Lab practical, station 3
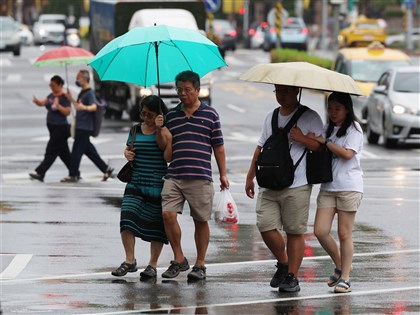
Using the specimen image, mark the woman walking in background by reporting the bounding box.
[30,75,71,182]
[112,95,172,280]
[309,92,363,293]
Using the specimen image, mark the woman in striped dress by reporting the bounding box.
[112,95,172,280]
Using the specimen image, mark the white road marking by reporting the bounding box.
[0,254,33,280]
[0,58,12,67]
[226,103,246,113]
[6,74,21,82]
[78,286,420,315]
[1,248,417,284]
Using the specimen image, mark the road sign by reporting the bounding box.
[204,0,221,13]
[405,0,415,10]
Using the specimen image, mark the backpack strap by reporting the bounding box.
[271,105,308,135]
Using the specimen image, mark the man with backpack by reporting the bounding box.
[61,69,113,183]
[245,84,323,292]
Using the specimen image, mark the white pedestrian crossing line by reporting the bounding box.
[0,254,33,280]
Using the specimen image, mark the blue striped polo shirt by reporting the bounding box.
[165,103,224,181]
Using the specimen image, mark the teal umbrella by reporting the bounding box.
[88,24,227,95]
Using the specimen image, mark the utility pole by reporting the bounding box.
[320,0,328,50]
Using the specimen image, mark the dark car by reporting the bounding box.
[206,19,237,52]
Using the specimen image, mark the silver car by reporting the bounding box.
[366,66,420,147]
[0,16,21,56]
[33,14,66,45]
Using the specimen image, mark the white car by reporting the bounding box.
[33,14,66,45]
[18,24,34,45]
[0,16,21,56]
[366,66,420,147]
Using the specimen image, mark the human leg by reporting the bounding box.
[336,210,356,282]
[162,211,184,262]
[149,240,164,268]
[285,233,305,276]
[68,129,89,177]
[83,138,108,173]
[260,229,288,263]
[35,124,61,176]
[111,230,137,277]
[57,125,71,171]
[192,219,209,267]
[314,207,341,269]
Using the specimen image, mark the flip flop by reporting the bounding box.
[334,279,351,293]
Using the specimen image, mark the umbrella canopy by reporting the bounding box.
[88,24,227,91]
[239,62,363,95]
[33,46,94,83]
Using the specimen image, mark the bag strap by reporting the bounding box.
[129,124,138,151]
[271,105,309,134]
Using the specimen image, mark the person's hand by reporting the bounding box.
[290,126,304,142]
[155,115,165,128]
[220,175,229,190]
[245,178,255,199]
[124,147,135,161]
[32,96,41,106]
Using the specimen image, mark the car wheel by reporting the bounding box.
[366,124,379,144]
[13,46,20,56]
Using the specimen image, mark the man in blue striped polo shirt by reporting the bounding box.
[161,70,229,281]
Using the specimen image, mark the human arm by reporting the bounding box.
[310,134,355,160]
[290,126,320,151]
[66,89,97,112]
[245,146,261,199]
[32,96,47,107]
[213,144,229,190]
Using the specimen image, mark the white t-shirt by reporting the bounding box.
[320,122,364,193]
[257,105,324,188]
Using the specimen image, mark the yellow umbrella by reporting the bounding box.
[239,62,363,95]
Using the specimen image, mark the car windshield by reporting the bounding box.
[0,19,15,30]
[393,72,420,93]
[355,23,380,30]
[350,60,410,82]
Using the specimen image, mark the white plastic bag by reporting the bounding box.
[214,189,239,224]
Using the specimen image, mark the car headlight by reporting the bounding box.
[199,87,210,98]
[39,29,46,36]
[139,87,152,97]
[392,104,418,115]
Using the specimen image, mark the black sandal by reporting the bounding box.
[111,261,138,277]
[327,268,342,287]
[102,167,114,181]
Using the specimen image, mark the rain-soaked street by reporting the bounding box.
[1,46,419,314]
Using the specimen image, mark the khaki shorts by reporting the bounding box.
[317,190,363,212]
[256,185,312,234]
[161,178,214,222]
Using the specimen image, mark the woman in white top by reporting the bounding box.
[309,92,363,293]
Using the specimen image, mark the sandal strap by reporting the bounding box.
[335,279,351,289]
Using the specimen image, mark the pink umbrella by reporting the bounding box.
[33,46,94,84]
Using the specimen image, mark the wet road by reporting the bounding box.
[1,46,419,314]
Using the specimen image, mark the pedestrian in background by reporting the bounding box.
[112,95,172,280]
[61,69,113,183]
[30,75,71,182]
[245,84,323,292]
[161,70,229,281]
[309,92,363,293]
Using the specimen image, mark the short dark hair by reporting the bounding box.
[175,70,200,88]
[51,75,64,86]
[79,69,90,82]
[141,95,168,116]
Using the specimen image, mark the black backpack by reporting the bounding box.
[91,96,107,137]
[255,105,308,190]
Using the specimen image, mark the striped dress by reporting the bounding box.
[120,125,168,244]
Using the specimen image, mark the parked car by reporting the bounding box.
[206,19,237,52]
[262,17,309,51]
[33,14,66,45]
[18,23,34,45]
[338,15,386,48]
[248,21,270,49]
[331,42,411,126]
[0,16,21,56]
[366,66,420,147]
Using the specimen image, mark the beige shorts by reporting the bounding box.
[317,190,363,212]
[161,178,215,222]
[256,185,312,234]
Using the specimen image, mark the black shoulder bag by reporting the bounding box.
[117,125,137,183]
